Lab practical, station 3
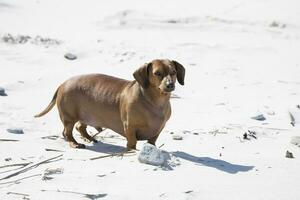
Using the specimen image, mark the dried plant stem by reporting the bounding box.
[90,151,136,160]
[0,154,63,181]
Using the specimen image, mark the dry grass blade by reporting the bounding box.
[289,111,296,126]
[0,154,63,181]
[0,174,42,185]
[0,139,19,142]
[7,191,29,196]
[41,135,60,140]
[45,148,65,152]
[0,163,31,169]
[90,150,136,160]
[41,189,107,199]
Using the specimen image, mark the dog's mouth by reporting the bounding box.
[161,87,175,93]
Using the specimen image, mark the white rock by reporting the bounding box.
[267,110,275,115]
[291,136,300,147]
[138,143,166,166]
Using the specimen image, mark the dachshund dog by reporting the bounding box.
[35,59,185,149]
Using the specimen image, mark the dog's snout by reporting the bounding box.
[166,82,175,89]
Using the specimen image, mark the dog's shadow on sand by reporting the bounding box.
[86,141,126,154]
[171,151,254,174]
[85,143,254,174]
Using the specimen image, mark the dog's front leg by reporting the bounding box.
[125,126,137,150]
[148,134,159,146]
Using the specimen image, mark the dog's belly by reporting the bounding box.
[78,104,125,135]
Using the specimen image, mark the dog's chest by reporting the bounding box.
[135,106,170,140]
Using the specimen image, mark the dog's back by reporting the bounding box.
[62,74,129,105]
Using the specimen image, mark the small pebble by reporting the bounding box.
[7,128,24,134]
[291,136,300,147]
[172,135,183,140]
[286,151,294,158]
[64,53,77,60]
[269,21,286,28]
[270,21,280,27]
[5,158,12,161]
[0,87,7,96]
[267,110,275,115]
[251,114,266,121]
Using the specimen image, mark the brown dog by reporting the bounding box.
[35,59,185,149]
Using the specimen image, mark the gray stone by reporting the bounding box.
[0,87,7,96]
[291,136,300,147]
[286,151,294,158]
[7,128,24,134]
[172,134,183,140]
[251,114,266,121]
[138,143,166,166]
[64,53,77,60]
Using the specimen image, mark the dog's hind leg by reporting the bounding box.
[62,129,67,140]
[63,121,85,149]
[75,122,98,143]
[95,127,103,133]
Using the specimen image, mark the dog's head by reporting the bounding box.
[133,59,185,93]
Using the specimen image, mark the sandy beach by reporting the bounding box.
[1,0,300,199]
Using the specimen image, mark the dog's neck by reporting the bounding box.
[140,85,171,108]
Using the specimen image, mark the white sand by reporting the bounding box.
[1,0,300,199]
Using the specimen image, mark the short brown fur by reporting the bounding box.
[35,59,185,149]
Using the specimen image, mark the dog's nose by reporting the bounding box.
[166,82,175,90]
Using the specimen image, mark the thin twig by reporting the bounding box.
[90,151,136,161]
[41,135,60,140]
[0,139,19,142]
[0,163,31,169]
[0,154,63,181]
[7,191,30,196]
[158,143,165,148]
[289,111,296,126]
[45,148,65,152]
[92,131,103,139]
[91,128,106,139]
[0,165,33,175]
[0,174,42,185]
[41,189,107,199]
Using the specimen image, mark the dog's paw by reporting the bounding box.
[82,137,98,143]
[76,143,86,149]
[70,142,86,149]
[91,138,98,143]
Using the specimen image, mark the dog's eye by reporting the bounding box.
[170,71,176,76]
[154,71,162,76]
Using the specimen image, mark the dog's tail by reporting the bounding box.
[34,88,58,118]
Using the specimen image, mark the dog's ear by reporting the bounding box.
[172,60,185,85]
[133,62,151,89]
